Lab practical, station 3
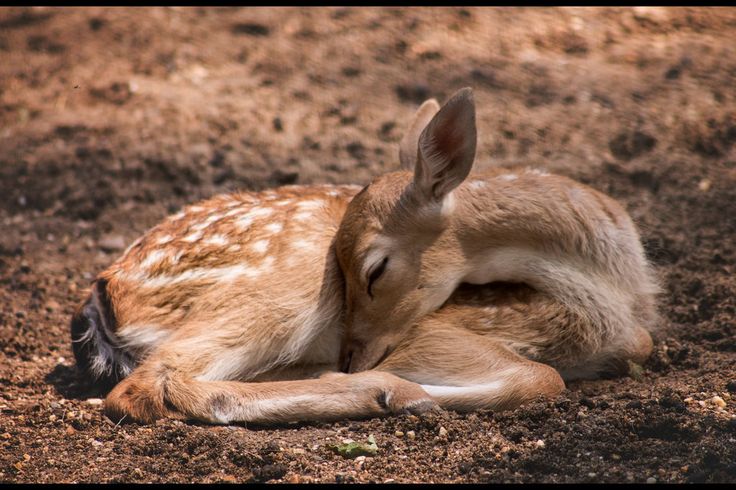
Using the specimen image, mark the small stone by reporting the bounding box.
[680,465,689,473]
[86,398,104,406]
[698,179,711,192]
[588,472,597,478]
[49,414,57,422]
[406,430,416,440]
[394,431,404,437]
[646,477,657,484]
[45,300,61,312]
[726,381,736,393]
[221,474,237,483]
[98,234,127,252]
[1,433,11,439]
[22,454,30,461]
[65,425,76,436]
[712,396,726,408]
[612,454,621,461]
[438,427,448,437]
[286,474,299,484]
[535,439,545,448]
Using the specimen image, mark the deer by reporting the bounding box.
[70,88,659,425]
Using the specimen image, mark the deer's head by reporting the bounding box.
[336,88,478,373]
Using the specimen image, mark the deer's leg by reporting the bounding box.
[104,346,436,425]
[375,320,565,413]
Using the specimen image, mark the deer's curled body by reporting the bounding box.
[70,89,658,424]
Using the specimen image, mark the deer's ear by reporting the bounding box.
[399,98,441,170]
[414,87,477,201]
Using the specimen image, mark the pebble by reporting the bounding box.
[698,179,711,192]
[394,431,404,437]
[406,430,416,440]
[98,234,127,252]
[438,427,448,437]
[1,433,11,439]
[535,439,545,448]
[86,398,104,406]
[712,396,726,408]
[646,477,657,484]
[45,300,61,312]
[65,425,76,436]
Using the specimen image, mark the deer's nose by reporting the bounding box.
[338,339,363,373]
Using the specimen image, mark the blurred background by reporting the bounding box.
[0,7,735,483]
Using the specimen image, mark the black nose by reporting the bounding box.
[339,349,353,373]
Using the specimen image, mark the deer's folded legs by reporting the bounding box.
[376,322,565,413]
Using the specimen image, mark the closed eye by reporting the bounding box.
[367,257,388,298]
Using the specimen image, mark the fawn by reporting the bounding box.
[70,88,658,424]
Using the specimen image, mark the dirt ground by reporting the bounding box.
[1,6,735,483]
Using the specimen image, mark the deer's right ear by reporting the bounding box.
[399,98,441,170]
[414,87,477,201]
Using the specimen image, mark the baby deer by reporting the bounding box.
[70,88,658,424]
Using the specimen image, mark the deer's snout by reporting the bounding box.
[339,337,394,374]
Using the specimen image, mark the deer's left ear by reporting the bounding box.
[399,98,441,170]
[414,87,477,201]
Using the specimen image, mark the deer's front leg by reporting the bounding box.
[104,344,436,425]
[375,319,565,413]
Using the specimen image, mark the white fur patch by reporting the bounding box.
[293,211,313,221]
[292,239,316,252]
[420,381,504,398]
[251,239,270,254]
[183,231,203,243]
[236,207,274,228]
[498,174,518,181]
[469,180,487,190]
[139,264,253,288]
[140,250,167,270]
[156,235,173,245]
[264,222,284,234]
[118,324,171,352]
[203,234,229,247]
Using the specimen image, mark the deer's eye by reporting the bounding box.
[367,257,388,298]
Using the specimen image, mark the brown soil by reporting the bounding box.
[1,6,735,483]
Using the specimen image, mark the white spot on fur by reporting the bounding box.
[265,222,283,234]
[140,250,167,270]
[227,244,241,253]
[156,235,173,245]
[292,239,316,251]
[469,180,487,189]
[275,200,293,207]
[188,206,204,213]
[139,264,254,288]
[294,211,313,221]
[498,174,518,181]
[169,211,186,221]
[204,234,229,247]
[251,239,270,253]
[236,207,274,228]
[183,230,203,243]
